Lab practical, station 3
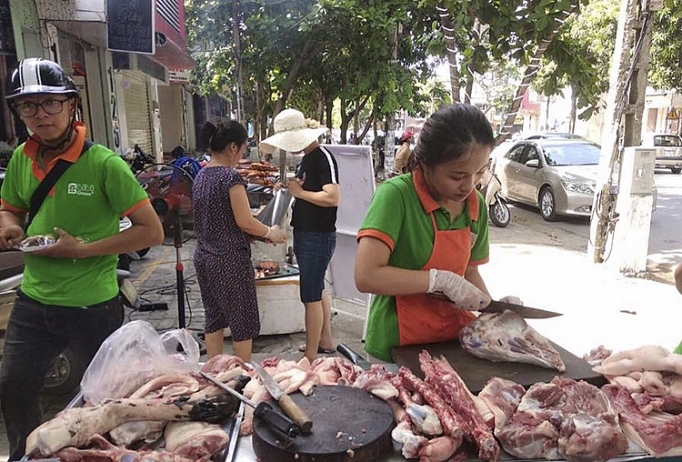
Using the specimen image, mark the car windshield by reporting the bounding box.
[653,135,682,147]
[542,143,601,167]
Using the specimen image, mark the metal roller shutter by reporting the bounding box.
[122,71,152,153]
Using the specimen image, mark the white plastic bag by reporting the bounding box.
[80,320,200,405]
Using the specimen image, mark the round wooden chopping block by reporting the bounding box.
[252,385,394,462]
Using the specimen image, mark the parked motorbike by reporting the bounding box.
[479,168,511,228]
[123,144,156,175]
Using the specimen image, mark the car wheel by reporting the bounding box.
[489,201,511,228]
[43,348,85,396]
[539,187,558,222]
[671,167,682,174]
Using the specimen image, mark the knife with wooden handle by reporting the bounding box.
[251,362,313,435]
[199,371,299,440]
[427,292,562,318]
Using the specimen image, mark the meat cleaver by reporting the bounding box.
[428,292,562,318]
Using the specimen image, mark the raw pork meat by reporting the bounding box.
[497,377,628,462]
[398,366,464,442]
[26,396,236,457]
[420,351,499,461]
[54,434,193,461]
[603,384,682,457]
[458,310,566,371]
[477,377,526,430]
[583,345,612,366]
[164,421,229,461]
[594,345,682,376]
[109,420,166,447]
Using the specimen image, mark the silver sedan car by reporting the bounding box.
[493,139,601,221]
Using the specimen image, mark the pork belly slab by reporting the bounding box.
[497,377,628,462]
[603,384,682,457]
[164,421,229,461]
[458,310,566,371]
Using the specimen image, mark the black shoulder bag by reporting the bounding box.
[26,139,94,230]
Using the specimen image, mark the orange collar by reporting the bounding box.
[412,167,479,221]
[24,121,87,163]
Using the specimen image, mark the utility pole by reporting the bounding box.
[588,0,658,265]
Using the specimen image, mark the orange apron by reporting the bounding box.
[395,194,478,346]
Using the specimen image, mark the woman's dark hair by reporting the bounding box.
[408,104,495,171]
[199,120,248,153]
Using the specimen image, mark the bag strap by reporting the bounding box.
[26,139,94,230]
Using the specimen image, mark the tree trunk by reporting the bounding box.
[569,85,578,133]
[496,0,581,143]
[325,99,333,132]
[463,19,483,105]
[437,3,461,102]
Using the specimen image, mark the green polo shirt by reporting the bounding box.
[357,169,490,361]
[1,129,149,307]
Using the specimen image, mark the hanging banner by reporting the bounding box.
[107,0,155,55]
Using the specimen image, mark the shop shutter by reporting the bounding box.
[122,71,152,153]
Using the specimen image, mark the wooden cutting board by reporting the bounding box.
[252,385,394,462]
[391,339,606,394]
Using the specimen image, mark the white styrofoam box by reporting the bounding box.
[225,275,304,337]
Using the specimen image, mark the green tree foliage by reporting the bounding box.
[421,0,587,141]
[185,0,439,144]
[649,4,682,92]
[534,0,618,128]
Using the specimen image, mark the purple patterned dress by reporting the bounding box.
[192,166,259,341]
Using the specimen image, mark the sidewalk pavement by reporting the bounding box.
[78,230,682,371]
[1,229,680,461]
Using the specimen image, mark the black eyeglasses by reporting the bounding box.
[13,98,71,117]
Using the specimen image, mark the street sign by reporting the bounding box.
[169,70,190,84]
[107,0,155,55]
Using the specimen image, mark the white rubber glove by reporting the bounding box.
[264,225,287,244]
[427,269,491,311]
[499,295,524,306]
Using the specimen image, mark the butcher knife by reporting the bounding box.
[250,362,313,435]
[336,343,372,370]
[428,293,562,318]
[199,371,300,440]
[337,343,400,373]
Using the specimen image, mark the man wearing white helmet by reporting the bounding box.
[0,58,163,460]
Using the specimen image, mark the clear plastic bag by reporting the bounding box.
[80,320,200,405]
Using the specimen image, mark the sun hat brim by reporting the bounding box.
[259,126,328,154]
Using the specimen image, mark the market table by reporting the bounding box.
[231,433,658,462]
[38,375,668,462]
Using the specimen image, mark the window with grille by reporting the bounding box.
[157,0,180,33]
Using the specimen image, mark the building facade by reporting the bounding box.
[4,0,195,160]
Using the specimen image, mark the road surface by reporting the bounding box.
[489,169,682,283]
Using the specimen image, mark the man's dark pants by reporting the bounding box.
[0,292,123,461]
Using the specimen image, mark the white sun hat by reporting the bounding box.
[259,109,328,154]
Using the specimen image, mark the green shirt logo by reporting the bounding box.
[67,182,95,196]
